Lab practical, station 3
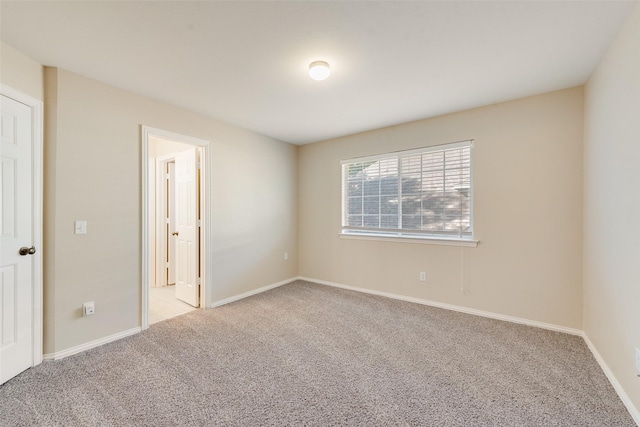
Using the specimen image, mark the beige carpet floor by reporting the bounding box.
[0,280,635,426]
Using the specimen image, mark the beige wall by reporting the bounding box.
[44,68,298,354]
[584,2,640,415]
[0,41,43,100]
[299,87,584,329]
[150,136,195,158]
[43,68,58,353]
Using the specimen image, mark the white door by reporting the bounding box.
[174,148,199,307]
[0,95,34,384]
[167,162,176,285]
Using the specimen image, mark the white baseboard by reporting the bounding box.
[298,276,583,336]
[38,276,638,424]
[41,275,299,361]
[209,276,298,308]
[297,276,640,423]
[583,334,640,425]
[43,327,141,361]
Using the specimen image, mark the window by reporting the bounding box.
[341,140,473,242]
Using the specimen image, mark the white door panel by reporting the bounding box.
[174,148,199,307]
[0,94,33,384]
[168,162,176,285]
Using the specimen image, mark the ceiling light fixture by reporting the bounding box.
[308,61,330,81]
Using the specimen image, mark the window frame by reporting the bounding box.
[340,140,477,246]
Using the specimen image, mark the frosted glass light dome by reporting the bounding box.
[309,61,330,81]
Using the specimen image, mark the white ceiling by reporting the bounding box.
[1,1,636,144]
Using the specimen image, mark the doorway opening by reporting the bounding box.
[141,127,211,329]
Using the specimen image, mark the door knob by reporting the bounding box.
[19,246,36,256]
[172,231,179,236]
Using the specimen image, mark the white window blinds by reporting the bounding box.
[341,140,473,239]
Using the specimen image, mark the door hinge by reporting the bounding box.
[197,162,202,170]
[165,262,170,268]
[197,219,202,227]
[197,277,201,285]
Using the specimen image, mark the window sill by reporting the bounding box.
[339,232,479,247]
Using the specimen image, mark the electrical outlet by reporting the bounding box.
[83,301,95,316]
[635,348,640,374]
[419,272,427,282]
[284,252,288,261]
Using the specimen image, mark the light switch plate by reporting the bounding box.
[75,220,87,235]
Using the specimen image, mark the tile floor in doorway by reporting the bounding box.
[149,285,197,325]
